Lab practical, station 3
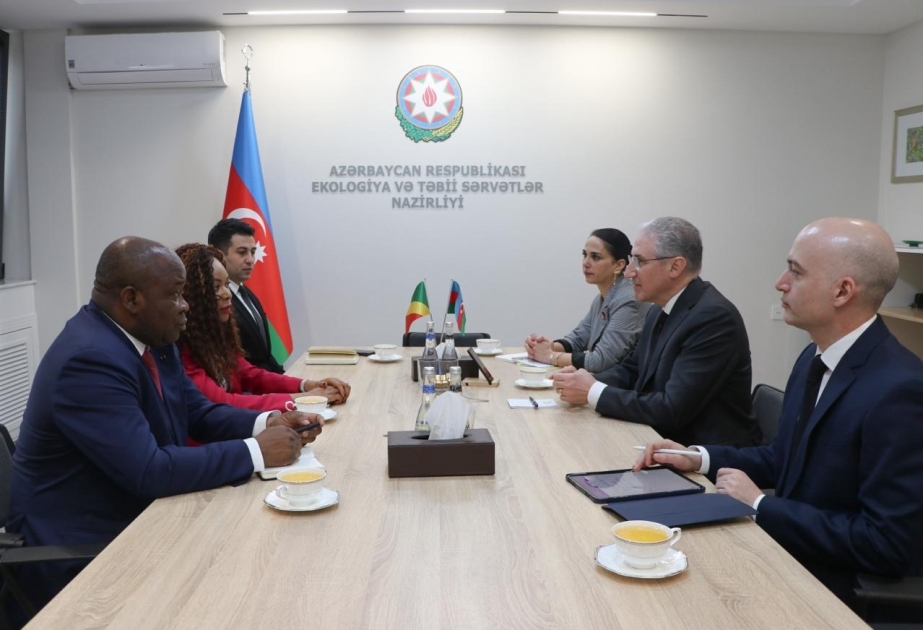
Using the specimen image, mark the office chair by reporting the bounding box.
[0,424,105,627]
[854,573,923,629]
[751,383,784,446]
[402,332,491,348]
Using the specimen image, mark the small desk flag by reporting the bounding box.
[447,280,466,333]
[406,281,431,333]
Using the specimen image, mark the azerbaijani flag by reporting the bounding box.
[447,280,466,333]
[223,89,293,365]
[405,281,431,333]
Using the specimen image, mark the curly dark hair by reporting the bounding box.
[175,243,243,388]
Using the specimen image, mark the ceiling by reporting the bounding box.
[2,0,923,34]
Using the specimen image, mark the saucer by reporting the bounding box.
[514,378,553,389]
[903,240,923,247]
[595,544,687,579]
[368,354,403,363]
[264,486,340,512]
[320,408,337,421]
[473,348,503,356]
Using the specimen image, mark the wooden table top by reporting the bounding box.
[27,349,869,630]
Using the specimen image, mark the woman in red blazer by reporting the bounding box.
[175,243,349,412]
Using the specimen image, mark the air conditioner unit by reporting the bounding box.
[65,31,227,90]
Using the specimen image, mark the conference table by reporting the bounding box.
[26,350,869,630]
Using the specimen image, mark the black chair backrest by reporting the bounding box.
[402,332,491,348]
[752,384,784,446]
[0,424,14,527]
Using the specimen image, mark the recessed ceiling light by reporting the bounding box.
[248,9,348,15]
[558,11,657,17]
[405,9,506,14]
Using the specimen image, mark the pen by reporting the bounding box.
[528,396,539,409]
[632,446,702,456]
[295,421,322,433]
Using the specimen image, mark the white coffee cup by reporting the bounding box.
[373,343,399,359]
[277,467,326,503]
[476,338,501,351]
[519,365,549,383]
[611,520,682,569]
[294,395,328,414]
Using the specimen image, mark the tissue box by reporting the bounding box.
[387,428,495,478]
[411,356,480,382]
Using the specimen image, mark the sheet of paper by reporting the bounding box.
[508,398,558,409]
[497,353,551,368]
[259,447,325,480]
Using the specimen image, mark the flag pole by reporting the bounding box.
[241,44,253,91]
[423,278,433,322]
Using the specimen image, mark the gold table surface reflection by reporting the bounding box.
[26,350,868,630]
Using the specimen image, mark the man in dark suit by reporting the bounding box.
[637,218,923,612]
[208,218,285,373]
[553,217,759,447]
[8,236,322,610]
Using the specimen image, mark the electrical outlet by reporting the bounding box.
[770,305,784,320]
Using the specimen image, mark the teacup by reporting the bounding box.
[611,520,682,569]
[373,343,399,359]
[476,338,501,351]
[519,365,549,383]
[277,467,326,503]
[294,395,328,414]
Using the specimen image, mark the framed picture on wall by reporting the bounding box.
[892,104,923,183]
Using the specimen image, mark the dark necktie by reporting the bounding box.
[239,286,268,345]
[650,311,668,348]
[791,354,827,448]
[142,348,163,399]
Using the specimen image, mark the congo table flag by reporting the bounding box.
[405,281,431,333]
[223,89,293,365]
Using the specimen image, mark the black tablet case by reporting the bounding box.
[602,492,756,528]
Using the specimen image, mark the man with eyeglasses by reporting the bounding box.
[552,216,760,447]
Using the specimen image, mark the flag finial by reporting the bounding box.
[241,44,254,91]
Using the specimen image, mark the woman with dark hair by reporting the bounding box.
[175,243,350,412]
[525,228,647,372]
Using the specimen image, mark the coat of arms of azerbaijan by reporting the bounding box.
[395,65,464,143]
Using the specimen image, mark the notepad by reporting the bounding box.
[304,346,360,365]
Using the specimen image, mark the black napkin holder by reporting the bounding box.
[411,356,480,382]
[387,428,495,478]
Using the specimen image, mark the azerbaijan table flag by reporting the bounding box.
[223,89,293,365]
[447,280,466,333]
[405,281,431,333]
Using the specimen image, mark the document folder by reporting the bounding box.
[602,492,756,528]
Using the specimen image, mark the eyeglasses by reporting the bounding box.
[628,255,675,269]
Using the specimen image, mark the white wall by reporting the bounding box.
[25,25,889,388]
[2,30,29,282]
[879,18,923,239]
[878,19,923,321]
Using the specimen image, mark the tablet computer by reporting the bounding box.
[565,467,705,503]
[466,347,494,384]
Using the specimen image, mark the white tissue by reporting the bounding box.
[426,392,471,440]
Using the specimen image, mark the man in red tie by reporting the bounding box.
[8,236,322,611]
